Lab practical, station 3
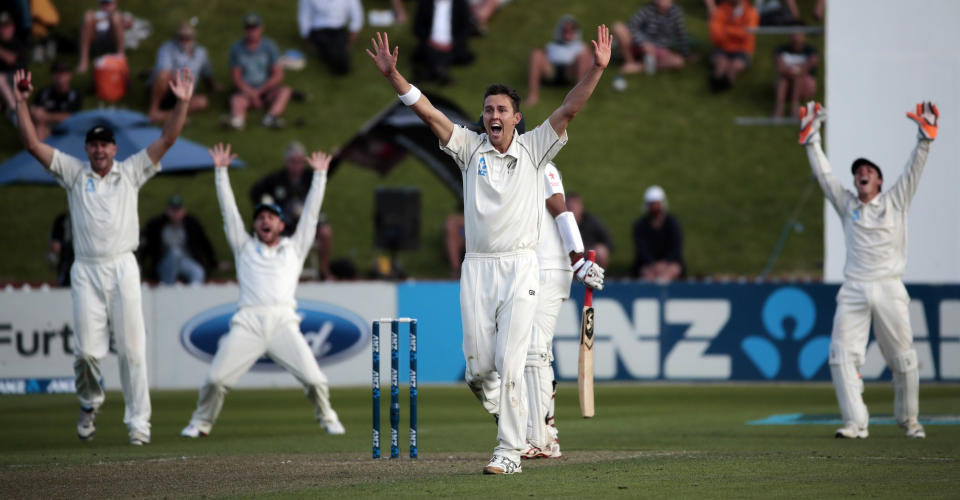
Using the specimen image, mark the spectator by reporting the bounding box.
[147,22,217,123]
[250,141,334,279]
[30,0,61,63]
[29,61,81,140]
[772,26,818,118]
[0,11,26,119]
[140,195,216,284]
[49,211,74,286]
[468,0,508,33]
[566,193,613,270]
[77,0,125,74]
[612,0,690,75]
[526,15,590,107]
[708,0,758,92]
[298,0,363,75]
[758,0,798,26]
[227,13,292,130]
[632,185,684,283]
[412,0,474,85]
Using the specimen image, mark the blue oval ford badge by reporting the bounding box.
[180,300,370,371]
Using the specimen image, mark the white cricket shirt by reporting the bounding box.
[807,139,931,281]
[48,149,160,260]
[441,118,568,254]
[216,168,327,308]
[537,163,569,271]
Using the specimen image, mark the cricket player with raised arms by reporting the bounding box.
[12,68,195,446]
[180,143,344,438]
[367,25,610,474]
[799,100,938,439]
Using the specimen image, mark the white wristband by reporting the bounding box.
[398,85,422,106]
[555,211,584,255]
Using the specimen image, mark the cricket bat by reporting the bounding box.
[578,250,596,418]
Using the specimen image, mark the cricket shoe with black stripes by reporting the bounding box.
[483,454,521,475]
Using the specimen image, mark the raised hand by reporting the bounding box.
[305,150,332,172]
[169,68,196,102]
[365,32,399,77]
[12,69,33,102]
[591,24,613,69]
[907,101,939,140]
[798,101,826,145]
[208,142,237,168]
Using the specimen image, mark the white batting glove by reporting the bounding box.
[798,101,826,145]
[906,101,939,140]
[573,258,605,290]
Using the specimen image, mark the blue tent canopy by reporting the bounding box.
[0,109,243,185]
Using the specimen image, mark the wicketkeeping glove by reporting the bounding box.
[572,257,605,290]
[798,101,826,145]
[906,101,939,140]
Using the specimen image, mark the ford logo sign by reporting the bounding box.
[179,300,370,371]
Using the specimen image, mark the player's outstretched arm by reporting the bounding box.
[12,70,54,168]
[366,32,454,145]
[548,24,612,138]
[292,150,331,257]
[890,101,938,208]
[799,101,846,214]
[209,142,249,255]
[147,68,195,165]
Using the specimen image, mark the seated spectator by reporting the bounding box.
[30,61,82,140]
[49,211,74,286]
[526,15,590,107]
[444,209,465,279]
[298,0,363,75]
[227,13,292,130]
[468,0,509,33]
[30,0,61,63]
[758,0,798,26]
[147,22,218,123]
[566,193,613,270]
[77,0,125,74]
[772,25,818,118]
[140,195,216,285]
[0,11,26,120]
[612,0,690,75]
[250,142,334,279]
[633,185,684,283]
[708,0,758,92]
[412,0,474,85]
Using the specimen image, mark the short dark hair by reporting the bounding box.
[483,84,521,113]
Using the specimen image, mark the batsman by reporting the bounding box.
[799,100,938,439]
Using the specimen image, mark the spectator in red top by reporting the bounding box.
[708,0,758,92]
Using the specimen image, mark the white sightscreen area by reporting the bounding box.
[824,0,960,283]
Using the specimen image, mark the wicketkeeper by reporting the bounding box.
[799,100,937,439]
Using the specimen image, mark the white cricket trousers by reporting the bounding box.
[525,269,572,449]
[71,252,151,436]
[460,250,539,463]
[188,306,339,434]
[829,279,920,429]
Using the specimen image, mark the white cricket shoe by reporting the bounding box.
[180,424,207,438]
[129,430,151,446]
[322,420,346,435]
[834,422,868,439]
[77,407,96,441]
[482,454,521,475]
[904,422,926,439]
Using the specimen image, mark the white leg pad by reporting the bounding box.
[892,349,919,426]
[829,344,869,429]
[524,350,553,449]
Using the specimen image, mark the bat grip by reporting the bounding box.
[584,250,596,306]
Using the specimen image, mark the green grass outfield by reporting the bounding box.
[2,384,958,498]
[0,0,826,282]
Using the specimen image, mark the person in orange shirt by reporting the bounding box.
[708,0,758,92]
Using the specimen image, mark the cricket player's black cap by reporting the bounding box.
[85,125,115,144]
[253,202,284,220]
[851,158,882,180]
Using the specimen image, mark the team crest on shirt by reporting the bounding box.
[85,178,96,193]
[851,208,860,222]
[477,157,488,177]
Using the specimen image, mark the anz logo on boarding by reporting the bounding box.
[477,157,488,177]
[179,300,370,369]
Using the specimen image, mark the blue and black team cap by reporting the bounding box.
[85,126,115,144]
[851,158,882,180]
[253,202,284,221]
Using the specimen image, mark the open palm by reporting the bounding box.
[365,32,399,76]
[591,24,613,69]
[169,68,196,101]
[208,142,237,168]
[306,151,332,172]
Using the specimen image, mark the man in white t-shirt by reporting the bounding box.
[12,68,195,445]
[798,100,938,440]
[522,162,603,460]
[367,26,610,474]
